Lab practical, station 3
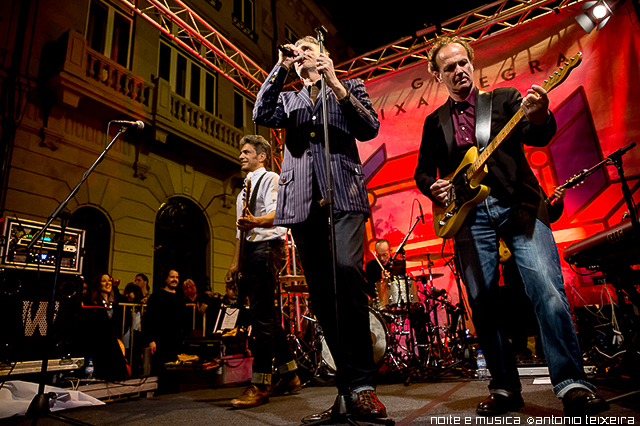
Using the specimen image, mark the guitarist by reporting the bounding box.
[225,135,300,408]
[414,37,608,417]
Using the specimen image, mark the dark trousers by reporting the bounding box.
[290,206,376,394]
[240,239,295,380]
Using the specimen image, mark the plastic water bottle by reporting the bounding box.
[476,350,488,380]
[85,358,94,380]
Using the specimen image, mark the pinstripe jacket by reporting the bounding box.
[253,65,380,226]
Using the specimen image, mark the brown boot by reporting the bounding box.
[230,385,269,409]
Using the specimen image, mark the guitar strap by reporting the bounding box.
[475,91,492,150]
[248,173,267,215]
[476,90,514,195]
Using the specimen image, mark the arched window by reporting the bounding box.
[153,197,209,293]
[70,206,111,281]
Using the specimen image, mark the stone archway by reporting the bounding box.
[153,197,209,293]
[70,206,111,282]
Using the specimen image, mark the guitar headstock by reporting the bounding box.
[243,178,252,211]
[541,52,582,93]
[563,169,588,189]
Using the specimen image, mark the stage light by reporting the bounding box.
[575,0,615,34]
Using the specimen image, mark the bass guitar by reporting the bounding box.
[433,53,583,238]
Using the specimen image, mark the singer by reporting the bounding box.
[253,36,387,422]
[413,36,608,417]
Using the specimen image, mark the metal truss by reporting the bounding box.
[118,0,268,99]
[335,0,583,82]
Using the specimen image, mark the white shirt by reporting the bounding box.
[235,167,287,242]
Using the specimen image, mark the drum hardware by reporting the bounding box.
[375,275,420,312]
[405,252,453,262]
[320,307,390,372]
[404,255,475,384]
[412,273,445,280]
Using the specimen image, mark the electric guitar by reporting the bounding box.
[228,177,252,300]
[433,53,583,239]
[545,167,592,205]
[499,168,590,263]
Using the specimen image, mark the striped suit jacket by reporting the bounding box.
[253,65,380,226]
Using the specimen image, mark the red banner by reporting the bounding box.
[361,3,640,312]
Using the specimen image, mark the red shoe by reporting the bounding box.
[352,390,387,418]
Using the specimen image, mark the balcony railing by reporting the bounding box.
[168,94,243,151]
[86,51,152,108]
[51,30,243,161]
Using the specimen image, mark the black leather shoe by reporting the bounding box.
[476,394,524,416]
[562,388,609,417]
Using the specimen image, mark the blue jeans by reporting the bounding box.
[454,195,595,397]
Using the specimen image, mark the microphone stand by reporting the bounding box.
[607,142,639,238]
[305,27,393,426]
[12,124,132,426]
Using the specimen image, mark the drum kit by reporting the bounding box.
[277,249,474,384]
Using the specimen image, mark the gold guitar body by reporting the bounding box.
[429,53,582,240]
[432,147,491,239]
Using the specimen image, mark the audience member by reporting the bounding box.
[182,278,221,336]
[144,269,185,393]
[134,273,151,303]
[123,283,144,375]
[90,273,124,338]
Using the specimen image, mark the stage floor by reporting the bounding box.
[2,376,639,425]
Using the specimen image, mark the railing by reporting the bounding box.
[168,94,243,151]
[115,302,209,375]
[85,49,153,108]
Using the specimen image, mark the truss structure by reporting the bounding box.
[335,0,583,82]
[118,0,585,168]
[119,0,268,99]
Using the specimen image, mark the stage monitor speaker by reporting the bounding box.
[0,268,82,362]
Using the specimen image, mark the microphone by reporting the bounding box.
[277,45,296,58]
[418,202,425,224]
[606,142,636,161]
[110,120,145,129]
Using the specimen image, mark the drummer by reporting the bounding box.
[365,238,431,361]
[364,239,405,300]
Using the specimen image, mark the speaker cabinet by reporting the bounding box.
[0,269,82,362]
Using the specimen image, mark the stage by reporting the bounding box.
[2,376,638,425]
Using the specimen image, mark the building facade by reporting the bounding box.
[0,0,353,293]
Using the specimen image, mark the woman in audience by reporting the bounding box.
[91,273,123,338]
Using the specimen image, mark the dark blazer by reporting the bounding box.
[253,65,379,226]
[414,87,557,226]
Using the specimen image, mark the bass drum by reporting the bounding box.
[320,307,389,372]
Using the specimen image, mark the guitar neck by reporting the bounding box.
[467,108,526,180]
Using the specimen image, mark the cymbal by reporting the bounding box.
[412,273,445,280]
[406,252,453,262]
[279,274,305,283]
